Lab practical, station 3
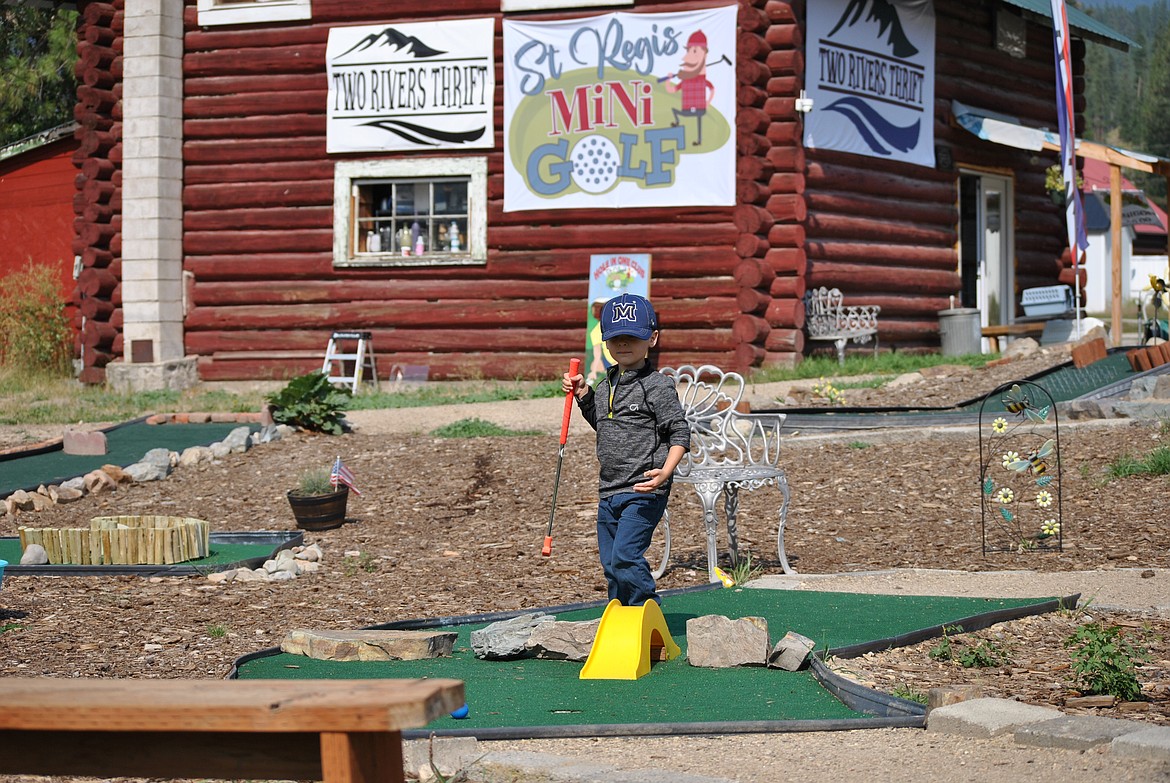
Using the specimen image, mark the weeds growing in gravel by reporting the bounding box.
[928,624,963,661]
[956,639,1012,668]
[207,624,228,638]
[430,418,541,438]
[1105,446,1170,480]
[890,684,928,704]
[728,551,764,585]
[1065,622,1151,701]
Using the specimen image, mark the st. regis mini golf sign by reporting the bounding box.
[503,6,737,211]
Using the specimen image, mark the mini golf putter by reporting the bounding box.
[542,357,581,557]
[579,599,681,680]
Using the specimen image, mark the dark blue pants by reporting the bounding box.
[596,492,668,606]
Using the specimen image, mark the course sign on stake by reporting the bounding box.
[503,6,737,211]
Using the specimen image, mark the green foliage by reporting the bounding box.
[728,550,764,585]
[266,371,351,435]
[0,622,22,634]
[847,441,871,450]
[429,417,540,438]
[295,468,335,496]
[342,551,378,576]
[0,6,78,146]
[0,262,72,374]
[1065,622,1151,702]
[207,624,228,639]
[956,639,1012,669]
[928,624,963,661]
[810,377,848,406]
[1105,446,1170,479]
[748,351,991,385]
[890,684,928,705]
[347,380,561,411]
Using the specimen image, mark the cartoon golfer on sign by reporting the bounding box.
[663,30,716,146]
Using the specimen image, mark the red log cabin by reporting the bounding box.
[62,0,1136,387]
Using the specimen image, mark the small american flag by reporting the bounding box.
[330,456,362,496]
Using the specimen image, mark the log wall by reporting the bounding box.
[801,2,1071,355]
[73,0,123,383]
[69,0,1083,380]
[179,0,769,381]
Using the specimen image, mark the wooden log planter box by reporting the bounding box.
[18,516,211,565]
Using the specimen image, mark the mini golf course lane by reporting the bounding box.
[235,587,1066,734]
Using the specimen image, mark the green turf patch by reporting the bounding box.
[0,421,255,497]
[236,588,1061,730]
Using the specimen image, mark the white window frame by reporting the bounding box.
[196,0,311,27]
[333,157,488,268]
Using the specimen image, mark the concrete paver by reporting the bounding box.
[926,697,1062,738]
[1014,714,1143,750]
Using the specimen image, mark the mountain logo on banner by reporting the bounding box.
[336,27,447,60]
[328,23,492,149]
[827,0,919,58]
[821,0,923,157]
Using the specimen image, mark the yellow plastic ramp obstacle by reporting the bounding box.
[579,599,681,680]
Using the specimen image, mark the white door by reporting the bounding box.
[959,172,1015,342]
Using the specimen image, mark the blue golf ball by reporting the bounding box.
[451,703,469,719]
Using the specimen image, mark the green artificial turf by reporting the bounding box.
[237,588,1060,730]
[0,537,286,570]
[0,421,255,497]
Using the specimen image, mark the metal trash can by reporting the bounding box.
[938,308,982,356]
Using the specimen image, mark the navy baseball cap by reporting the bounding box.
[601,294,657,341]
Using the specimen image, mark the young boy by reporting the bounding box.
[562,293,690,606]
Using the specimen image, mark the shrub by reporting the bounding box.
[265,371,351,434]
[1065,622,1151,701]
[0,262,72,374]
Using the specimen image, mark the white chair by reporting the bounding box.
[654,364,794,583]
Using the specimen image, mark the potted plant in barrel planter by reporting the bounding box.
[287,467,348,531]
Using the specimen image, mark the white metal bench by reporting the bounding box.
[803,286,881,365]
[654,364,794,583]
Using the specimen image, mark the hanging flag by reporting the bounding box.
[1050,0,1090,259]
[330,456,362,496]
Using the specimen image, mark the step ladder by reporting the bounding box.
[322,331,379,393]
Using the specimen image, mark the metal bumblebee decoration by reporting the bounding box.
[978,381,1061,554]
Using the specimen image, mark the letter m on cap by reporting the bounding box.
[612,301,638,323]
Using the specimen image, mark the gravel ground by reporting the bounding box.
[4,346,1170,783]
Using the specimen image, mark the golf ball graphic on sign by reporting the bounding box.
[570,135,619,194]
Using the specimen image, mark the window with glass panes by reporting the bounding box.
[354,179,470,259]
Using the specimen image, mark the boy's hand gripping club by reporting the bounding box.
[542,357,581,557]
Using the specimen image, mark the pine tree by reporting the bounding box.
[0,6,79,147]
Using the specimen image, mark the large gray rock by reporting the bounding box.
[20,544,48,565]
[126,448,173,482]
[471,613,554,660]
[222,426,253,453]
[767,630,815,671]
[527,618,601,661]
[281,629,457,661]
[686,615,769,668]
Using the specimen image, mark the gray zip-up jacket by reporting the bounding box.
[576,363,691,498]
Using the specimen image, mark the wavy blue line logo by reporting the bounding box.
[828,0,918,58]
[823,96,919,156]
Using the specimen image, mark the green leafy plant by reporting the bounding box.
[0,262,72,374]
[1065,622,1151,702]
[1106,446,1170,480]
[294,468,335,496]
[266,371,351,435]
[430,417,540,438]
[810,377,847,406]
[890,684,928,705]
[1045,163,1083,195]
[957,639,1012,668]
[847,441,871,450]
[0,622,22,634]
[928,624,963,661]
[341,551,377,577]
[207,624,228,638]
[728,550,764,585]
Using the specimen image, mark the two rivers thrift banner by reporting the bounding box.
[327,18,496,153]
[503,6,737,212]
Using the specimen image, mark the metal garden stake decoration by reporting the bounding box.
[978,381,1062,553]
[543,357,581,557]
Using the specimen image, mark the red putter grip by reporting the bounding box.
[560,358,581,445]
